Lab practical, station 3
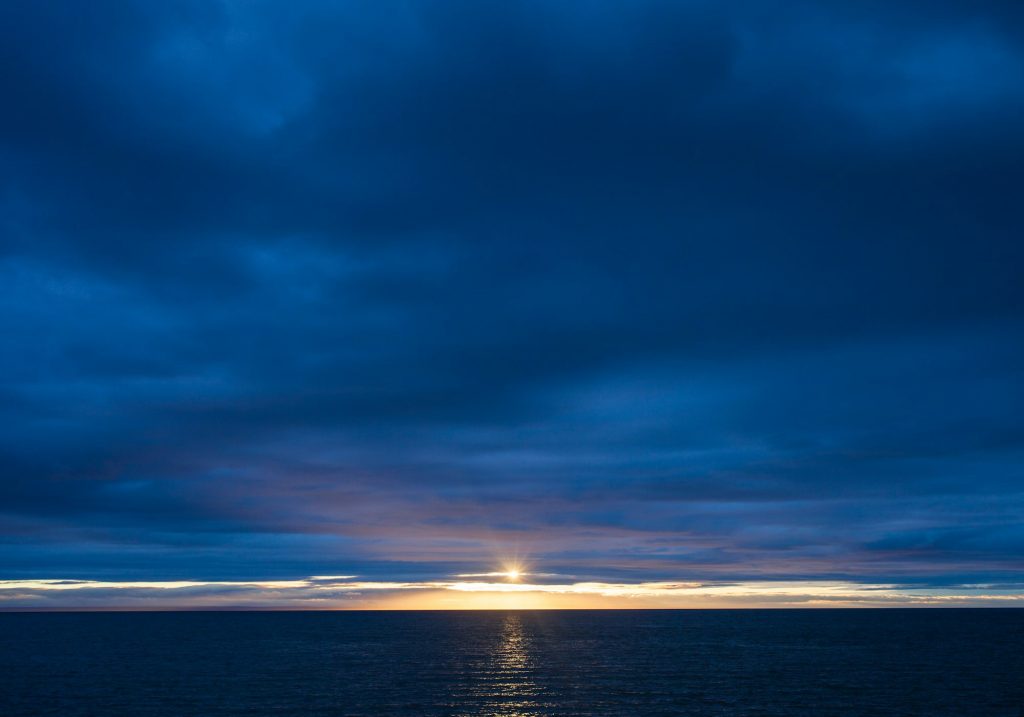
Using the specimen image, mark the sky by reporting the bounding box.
[1,0,1023,609]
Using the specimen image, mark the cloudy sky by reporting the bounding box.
[2,0,1022,609]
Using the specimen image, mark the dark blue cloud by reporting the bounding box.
[1,0,1022,591]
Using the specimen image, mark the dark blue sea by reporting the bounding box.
[2,610,1023,716]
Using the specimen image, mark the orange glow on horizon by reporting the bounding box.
[370,588,641,610]
[3,577,1022,610]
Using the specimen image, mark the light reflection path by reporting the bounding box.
[462,614,545,717]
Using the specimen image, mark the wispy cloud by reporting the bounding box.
[3,577,1022,610]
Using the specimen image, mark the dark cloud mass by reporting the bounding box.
[1,1,1022,596]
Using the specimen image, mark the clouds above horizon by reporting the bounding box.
[1,0,1022,600]
[5,576,1024,610]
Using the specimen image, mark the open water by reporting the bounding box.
[1,609,1022,716]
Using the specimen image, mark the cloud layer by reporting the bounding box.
[4,576,1023,610]
[1,1,1022,605]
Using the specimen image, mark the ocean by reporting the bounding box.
[2,609,1022,716]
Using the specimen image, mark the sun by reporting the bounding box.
[503,565,523,582]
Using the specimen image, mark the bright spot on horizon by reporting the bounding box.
[503,564,524,582]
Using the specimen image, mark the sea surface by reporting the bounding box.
[2,609,1022,716]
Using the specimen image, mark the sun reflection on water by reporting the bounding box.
[462,614,545,717]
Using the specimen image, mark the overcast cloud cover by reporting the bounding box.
[1,0,1023,607]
